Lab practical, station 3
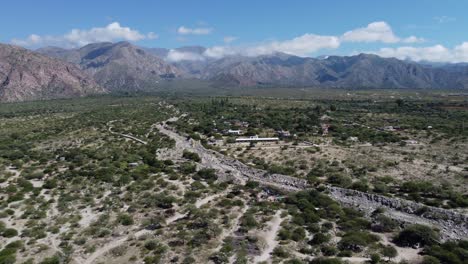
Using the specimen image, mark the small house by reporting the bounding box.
[227,129,242,135]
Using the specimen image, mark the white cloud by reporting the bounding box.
[434,16,456,23]
[402,36,425,43]
[202,34,340,59]
[177,26,213,35]
[203,46,239,59]
[341,21,424,44]
[166,49,205,62]
[11,22,157,48]
[199,21,423,59]
[342,21,401,43]
[223,36,237,43]
[249,34,340,56]
[371,43,468,63]
[146,32,159,40]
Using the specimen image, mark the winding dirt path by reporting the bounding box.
[107,120,148,145]
[253,210,284,263]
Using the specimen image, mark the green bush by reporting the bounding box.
[310,257,343,264]
[338,231,379,252]
[309,233,331,245]
[422,240,467,264]
[421,256,441,264]
[182,150,201,162]
[2,228,18,238]
[39,255,60,264]
[196,168,217,182]
[117,214,134,226]
[394,224,439,247]
[381,245,398,260]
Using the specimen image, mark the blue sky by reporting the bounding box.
[2,0,468,62]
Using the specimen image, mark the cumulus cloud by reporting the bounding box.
[249,34,340,56]
[371,42,468,63]
[202,46,237,59]
[342,21,418,43]
[196,21,422,60]
[202,34,340,59]
[166,49,205,62]
[177,26,213,35]
[11,22,157,48]
[342,21,399,43]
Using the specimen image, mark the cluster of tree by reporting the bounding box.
[422,240,468,264]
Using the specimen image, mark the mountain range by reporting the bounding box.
[1,41,468,102]
[0,43,104,102]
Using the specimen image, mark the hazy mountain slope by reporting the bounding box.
[202,53,468,89]
[201,53,330,86]
[0,44,104,102]
[39,42,181,91]
[320,54,445,88]
[37,42,468,90]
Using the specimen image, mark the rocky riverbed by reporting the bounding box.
[155,116,468,241]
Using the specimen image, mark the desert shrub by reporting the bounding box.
[321,245,338,256]
[2,228,18,238]
[196,168,217,182]
[327,173,352,188]
[291,227,306,242]
[309,258,343,264]
[394,224,439,247]
[245,180,260,189]
[39,255,60,264]
[240,213,258,230]
[371,215,398,233]
[369,253,381,264]
[309,233,331,245]
[117,213,134,226]
[182,150,201,162]
[422,240,468,264]
[351,180,369,192]
[338,231,379,252]
[43,179,58,189]
[272,246,289,258]
[421,256,441,264]
[144,240,158,251]
[179,162,196,174]
[381,245,398,260]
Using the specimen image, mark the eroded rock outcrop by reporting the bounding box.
[328,187,468,240]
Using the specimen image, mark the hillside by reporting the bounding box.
[39,42,181,92]
[199,53,468,89]
[0,44,104,102]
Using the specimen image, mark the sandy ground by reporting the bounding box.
[253,210,284,263]
[213,204,250,253]
[75,187,230,264]
[377,233,422,263]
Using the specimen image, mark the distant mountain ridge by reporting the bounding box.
[1,41,466,102]
[195,53,468,89]
[0,43,104,102]
[37,41,468,90]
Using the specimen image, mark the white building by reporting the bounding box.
[235,135,279,142]
[227,129,242,135]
